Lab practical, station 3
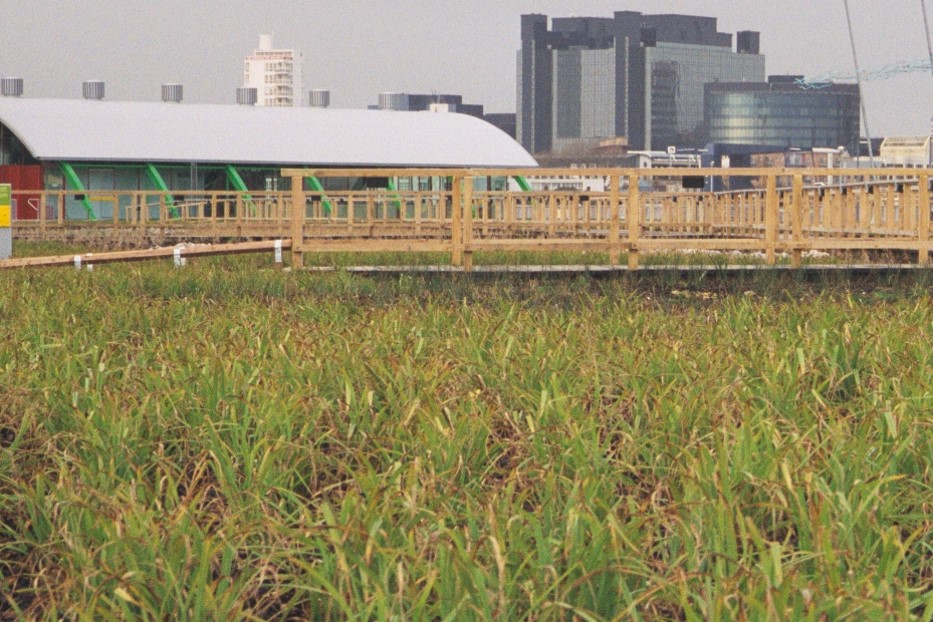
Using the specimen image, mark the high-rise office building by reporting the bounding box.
[243,34,303,107]
[517,12,765,153]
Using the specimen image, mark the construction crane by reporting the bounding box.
[795,58,933,90]
[794,0,933,164]
[924,0,933,78]
[774,0,933,90]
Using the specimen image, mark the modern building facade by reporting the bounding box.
[704,77,861,154]
[517,12,765,154]
[243,34,303,107]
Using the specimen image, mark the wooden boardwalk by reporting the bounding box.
[8,166,932,271]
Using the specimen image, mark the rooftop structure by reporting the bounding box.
[879,136,932,166]
[309,89,331,109]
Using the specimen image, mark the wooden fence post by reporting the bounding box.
[210,192,219,241]
[344,194,354,235]
[235,193,244,239]
[627,173,640,270]
[366,193,375,236]
[463,176,474,272]
[290,174,305,268]
[39,191,47,235]
[765,174,778,266]
[139,193,148,244]
[451,176,463,267]
[482,193,490,237]
[920,174,931,266]
[791,174,804,268]
[609,174,620,265]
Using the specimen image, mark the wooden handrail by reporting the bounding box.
[7,167,932,269]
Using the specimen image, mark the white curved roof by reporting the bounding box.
[0,97,537,168]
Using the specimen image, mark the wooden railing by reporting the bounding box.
[10,167,933,269]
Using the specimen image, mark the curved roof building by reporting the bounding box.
[0,98,536,168]
[0,97,536,219]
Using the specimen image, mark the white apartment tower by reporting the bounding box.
[243,34,303,107]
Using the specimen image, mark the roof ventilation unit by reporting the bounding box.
[161,83,183,103]
[309,89,330,108]
[236,87,258,106]
[82,80,105,100]
[1,77,24,97]
[378,92,409,111]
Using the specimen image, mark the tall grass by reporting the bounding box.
[1,258,931,620]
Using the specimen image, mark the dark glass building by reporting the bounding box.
[407,94,485,118]
[704,77,861,154]
[517,12,764,154]
[483,113,517,139]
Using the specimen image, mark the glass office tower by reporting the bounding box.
[552,47,617,152]
[645,43,765,149]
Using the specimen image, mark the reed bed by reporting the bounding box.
[0,258,931,620]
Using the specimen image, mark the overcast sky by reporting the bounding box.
[1,0,931,136]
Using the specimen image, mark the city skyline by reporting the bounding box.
[1,0,931,136]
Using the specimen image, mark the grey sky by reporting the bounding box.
[1,0,931,136]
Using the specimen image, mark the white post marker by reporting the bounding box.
[173,247,183,268]
[74,255,82,270]
[0,184,11,260]
[274,239,283,264]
